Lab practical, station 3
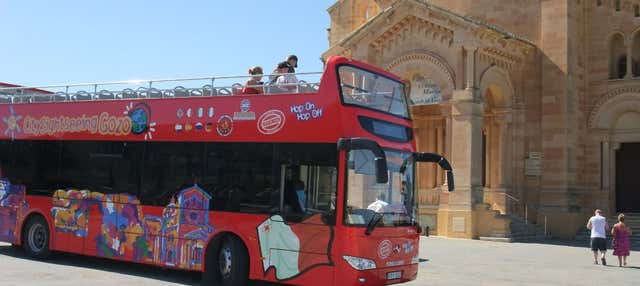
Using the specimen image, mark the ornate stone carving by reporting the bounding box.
[385,52,456,90]
[370,15,455,54]
[588,86,640,128]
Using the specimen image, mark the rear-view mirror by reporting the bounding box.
[375,157,388,184]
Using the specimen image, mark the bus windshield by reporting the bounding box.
[338,65,409,119]
[344,149,415,227]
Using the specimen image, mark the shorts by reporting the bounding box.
[590,237,607,251]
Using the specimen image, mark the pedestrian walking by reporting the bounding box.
[587,209,609,265]
[611,213,632,267]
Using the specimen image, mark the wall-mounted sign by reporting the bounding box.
[409,74,441,106]
[525,151,542,177]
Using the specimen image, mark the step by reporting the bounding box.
[479,236,515,243]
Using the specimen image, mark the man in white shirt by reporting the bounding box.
[587,209,609,265]
[367,193,389,213]
[275,61,298,92]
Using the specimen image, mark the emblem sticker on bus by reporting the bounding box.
[257,110,285,135]
[216,115,233,136]
[378,239,392,259]
[233,99,256,121]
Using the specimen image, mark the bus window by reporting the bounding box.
[277,144,337,223]
[338,65,409,119]
[0,140,61,195]
[139,142,206,206]
[59,141,140,195]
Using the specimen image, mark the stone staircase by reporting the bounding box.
[508,215,551,242]
[575,213,640,248]
[478,211,550,242]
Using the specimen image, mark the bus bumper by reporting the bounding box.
[335,262,418,285]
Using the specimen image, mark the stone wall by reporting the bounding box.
[324,0,640,240]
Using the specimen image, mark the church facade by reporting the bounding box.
[323,0,640,239]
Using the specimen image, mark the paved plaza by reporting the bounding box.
[1,237,639,286]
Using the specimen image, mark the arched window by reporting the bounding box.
[597,0,602,6]
[610,33,627,79]
[633,32,640,77]
[635,4,640,17]
[615,0,621,11]
[618,56,628,78]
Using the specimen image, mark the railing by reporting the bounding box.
[501,193,548,236]
[0,72,323,104]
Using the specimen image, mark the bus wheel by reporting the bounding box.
[22,216,51,259]
[205,235,249,286]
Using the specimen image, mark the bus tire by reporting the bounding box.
[203,235,249,286]
[22,215,51,259]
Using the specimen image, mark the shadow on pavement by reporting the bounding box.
[0,245,280,286]
[516,238,640,252]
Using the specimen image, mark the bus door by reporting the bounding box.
[257,164,336,282]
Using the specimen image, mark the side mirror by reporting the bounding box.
[375,157,388,184]
[446,171,455,192]
[412,152,454,192]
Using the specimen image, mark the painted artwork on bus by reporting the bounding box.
[258,214,333,280]
[0,178,28,244]
[51,185,214,270]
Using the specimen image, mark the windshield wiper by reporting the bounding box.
[365,212,384,236]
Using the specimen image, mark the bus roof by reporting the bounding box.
[0,57,413,151]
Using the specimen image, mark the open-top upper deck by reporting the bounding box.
[0,57,413,149]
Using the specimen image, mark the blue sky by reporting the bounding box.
[0,0,334,87]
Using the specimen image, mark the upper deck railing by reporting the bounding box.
[0,72,322,104]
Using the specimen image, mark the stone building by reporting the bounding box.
[323,0,640,239]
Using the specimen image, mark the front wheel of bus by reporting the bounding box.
[23,216,51,259]
[204,235,249,286]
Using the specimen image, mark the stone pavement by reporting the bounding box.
[1,237,639,285]
[406,237,640,286]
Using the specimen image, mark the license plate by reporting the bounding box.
[386,271,402,280]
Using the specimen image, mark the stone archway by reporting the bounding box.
[478,65,514,214]
[386,51,456,103]
[385,52,455,234]
[589,90,640,212]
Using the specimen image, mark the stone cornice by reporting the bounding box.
[370,15,455,51]
[474,29,535,70]
[478,47,522,71]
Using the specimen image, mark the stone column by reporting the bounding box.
[610,142,621,214]
[627,37,633,79]
[464,46,477,90]
[494,113,513,214]
[439,89,483,239]
[602,140,610,193]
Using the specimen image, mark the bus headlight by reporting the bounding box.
[342,255,377,270]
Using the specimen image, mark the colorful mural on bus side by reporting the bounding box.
[0,178,28,244]
[1,180,335,280]
[51,185,214,270]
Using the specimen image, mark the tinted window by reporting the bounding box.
[0,140,337,217]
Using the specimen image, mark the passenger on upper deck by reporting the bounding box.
[274,61,298,92]
[286,55,298,73]
[241,66,264,94]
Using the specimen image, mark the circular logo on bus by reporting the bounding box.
[216,115,233,136]
[378,239,392,259]
[257,110,285,135]
[129,103,150,135]
[240,99,251,112]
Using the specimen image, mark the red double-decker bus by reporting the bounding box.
[0,57,453,286]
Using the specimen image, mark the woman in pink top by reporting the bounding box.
[611,213,632,267]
